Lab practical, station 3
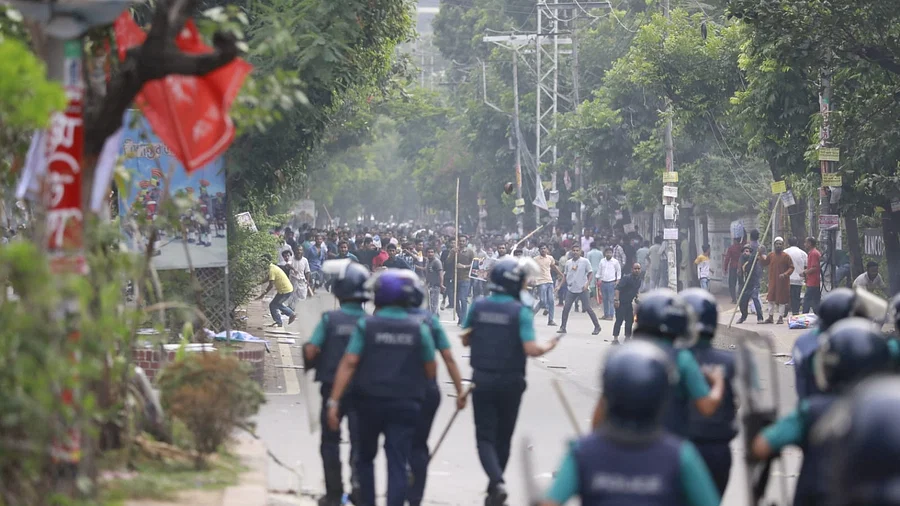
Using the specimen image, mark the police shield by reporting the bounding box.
[734,330,788,506]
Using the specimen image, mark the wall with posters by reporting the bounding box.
[118,110,228,270]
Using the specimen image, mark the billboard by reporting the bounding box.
[293,199,316,226]
[118,110,228,270]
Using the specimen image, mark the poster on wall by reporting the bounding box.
[118,110,228,270]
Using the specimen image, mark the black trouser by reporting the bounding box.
[560,290,600,330]
[694,440,732,496]
[802,286,821,314]
[356,396,421,506]
[472,376,526,492]
[728,268,739,302]
[739,284,763,320]
[612,302,634,338]
[407,382,441,506]
[320,383,360,499]
[790,285,802,315]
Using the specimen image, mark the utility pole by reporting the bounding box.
[663,0,678,291]
[513,51,524,237]
[818,66,837,287]
[571,14,583,236]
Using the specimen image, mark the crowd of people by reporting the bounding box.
[260,222,678,335]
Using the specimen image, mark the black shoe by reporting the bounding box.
[557,327,567,334]
[737,317,746,324]
[548,320,557,326]
[487,483,509,506]
[318,495,342,506]
[542,309,549,316]
[592,327,601,335]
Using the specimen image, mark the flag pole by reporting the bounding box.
[453,178,460,323]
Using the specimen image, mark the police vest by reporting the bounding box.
[315,310,361,384]
[687,346,737,443]
[355,315,427,401]
[794,394,837,504]
[661,346,689,437]
[468,299,526,375]
[574,429,685,506]
[408,308,442,385]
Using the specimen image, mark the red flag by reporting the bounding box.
[113,13,252,172]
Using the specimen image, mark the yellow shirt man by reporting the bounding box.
[269,264,294,294]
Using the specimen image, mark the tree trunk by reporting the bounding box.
[845,214,864,281]
[882,208,900,297]
[789,196,808,241]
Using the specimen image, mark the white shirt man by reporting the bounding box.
[784,243,808,287]
[597,255,622,283]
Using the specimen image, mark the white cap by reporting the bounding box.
[774,236,784,244]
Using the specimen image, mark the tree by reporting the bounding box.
[227,0,415,210]
[728,0,900,294]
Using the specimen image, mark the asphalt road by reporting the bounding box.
[257,293,803,505]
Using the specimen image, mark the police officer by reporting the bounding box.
[822,376,900,506]
[632,289,725,438]
[681,288,737,495]
[750,318,893,506]
[792,288,874,400]
[540,341,721,506]
[303,260,369,506]
[326,269,438,506]
[395,270,467,506]
[462,257,559,506]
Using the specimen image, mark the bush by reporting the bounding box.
[157,351,265,467]
[227,216,283,315]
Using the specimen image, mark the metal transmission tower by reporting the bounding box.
[485,1,608,229]
[535,2,608,226]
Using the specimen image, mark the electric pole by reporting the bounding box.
[572,14,583,236]
[513,51,524,237]
[663,0,678,291]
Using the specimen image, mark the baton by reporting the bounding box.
[429,383,475,461]
[551,377,583,434]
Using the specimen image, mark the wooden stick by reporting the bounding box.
[513,218,557,252]
[551,377,583,435]
[453,178,460,322]
[429,382,474,461]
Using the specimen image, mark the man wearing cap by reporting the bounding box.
[759,237,793,324]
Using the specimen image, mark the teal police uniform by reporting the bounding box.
[308,302,366,503]
[649,338,712,437]
[463,293,535,501]
[347,307,436,506]
[545,434,720,506]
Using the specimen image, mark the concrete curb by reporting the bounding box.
[222,434,269,506]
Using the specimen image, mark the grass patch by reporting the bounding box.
[98,447,245,505]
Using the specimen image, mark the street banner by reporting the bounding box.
[118,110,228,270]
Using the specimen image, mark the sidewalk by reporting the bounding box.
[711,293,809,355]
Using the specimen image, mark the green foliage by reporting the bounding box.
[227,0,416,208]
[227,215,283,314]
[0,230,149,504]
[0,37,65,131]
[157,352,265,466]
